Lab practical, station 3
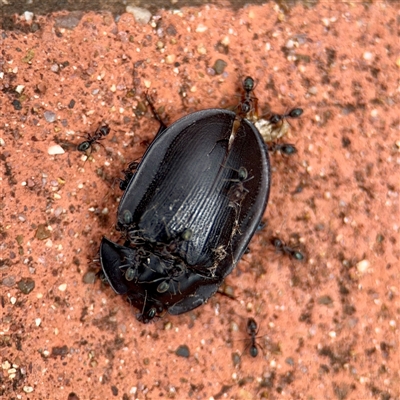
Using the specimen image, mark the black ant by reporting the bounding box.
[245,317,264,358]
[271,236,304,261]
[268,142,297,156]
[268,108,303,125]
[228,76,259,149]
[120,160,140,191]
[238,76,258,118]
[77,124,110,152]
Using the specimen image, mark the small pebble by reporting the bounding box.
[2,276,16,287]
[18,278,35,294]
[165,54,176,64]
[126,6,152,25]
[54,11,83,30]
[35,224,51,240]
[196,24,208,33]
[58,283,67,292]
[317,295,333,305]
[363,51,373,61]
[48,144,65,155]
[82,271,96,284]
[15,85,25,94]
[197,44,207,55]
[12,99,22,110]
[308,86,318,95]
[212,59,227,75]
[356,259,370,273]
[175,344,190,358]
[23,11,34,22]
[44,111,56,123]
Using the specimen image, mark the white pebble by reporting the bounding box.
[47,144,65,155]
[58,283,67,292]
[23,11,34,22]
[196,24,208,33]
[356,259,370,273]
[126,6,152,25]
[363,51,373,61]
[15,85,25,94]
[23,386,34,393]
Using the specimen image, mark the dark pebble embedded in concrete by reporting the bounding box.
[18,277,35,294]
[67,393,80,400]
[212,59,227,75]
[175,344,190,358]
[51,345,69,357]
[35,224,51,240]
[111,386,118,396]
[12,99,22,110]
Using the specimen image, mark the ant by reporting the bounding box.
[229,76,258,149]
[268,108,303,125]
[245,317,263,357]
[268,142,297,156]
[77,124,110,152]
[240,317,271,358]
[120,160,140,191]
[270,236,304,261]
[238,76,258,118]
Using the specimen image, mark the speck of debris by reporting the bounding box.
[212,59,228,75]
[67,393,80,400]
[175,344,190,358]
[232,352,241,366]
[285,357,295,366]
[68,99,76,109]
[317,295,333,305]
[82,271,97,284]
[111,385,118,396]
[35,224,51,240]
[18,277,35,294]
[44,110,56,123]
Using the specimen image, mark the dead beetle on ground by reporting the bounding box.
[100,93,271,323]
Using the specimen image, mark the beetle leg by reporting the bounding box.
[145,92,168,135]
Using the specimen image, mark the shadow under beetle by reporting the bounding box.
[100,92,271,323]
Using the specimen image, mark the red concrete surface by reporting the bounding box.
[1,2,399,399]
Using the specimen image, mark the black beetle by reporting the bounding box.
[100,101,270,323]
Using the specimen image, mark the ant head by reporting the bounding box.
[242,76,255,92]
